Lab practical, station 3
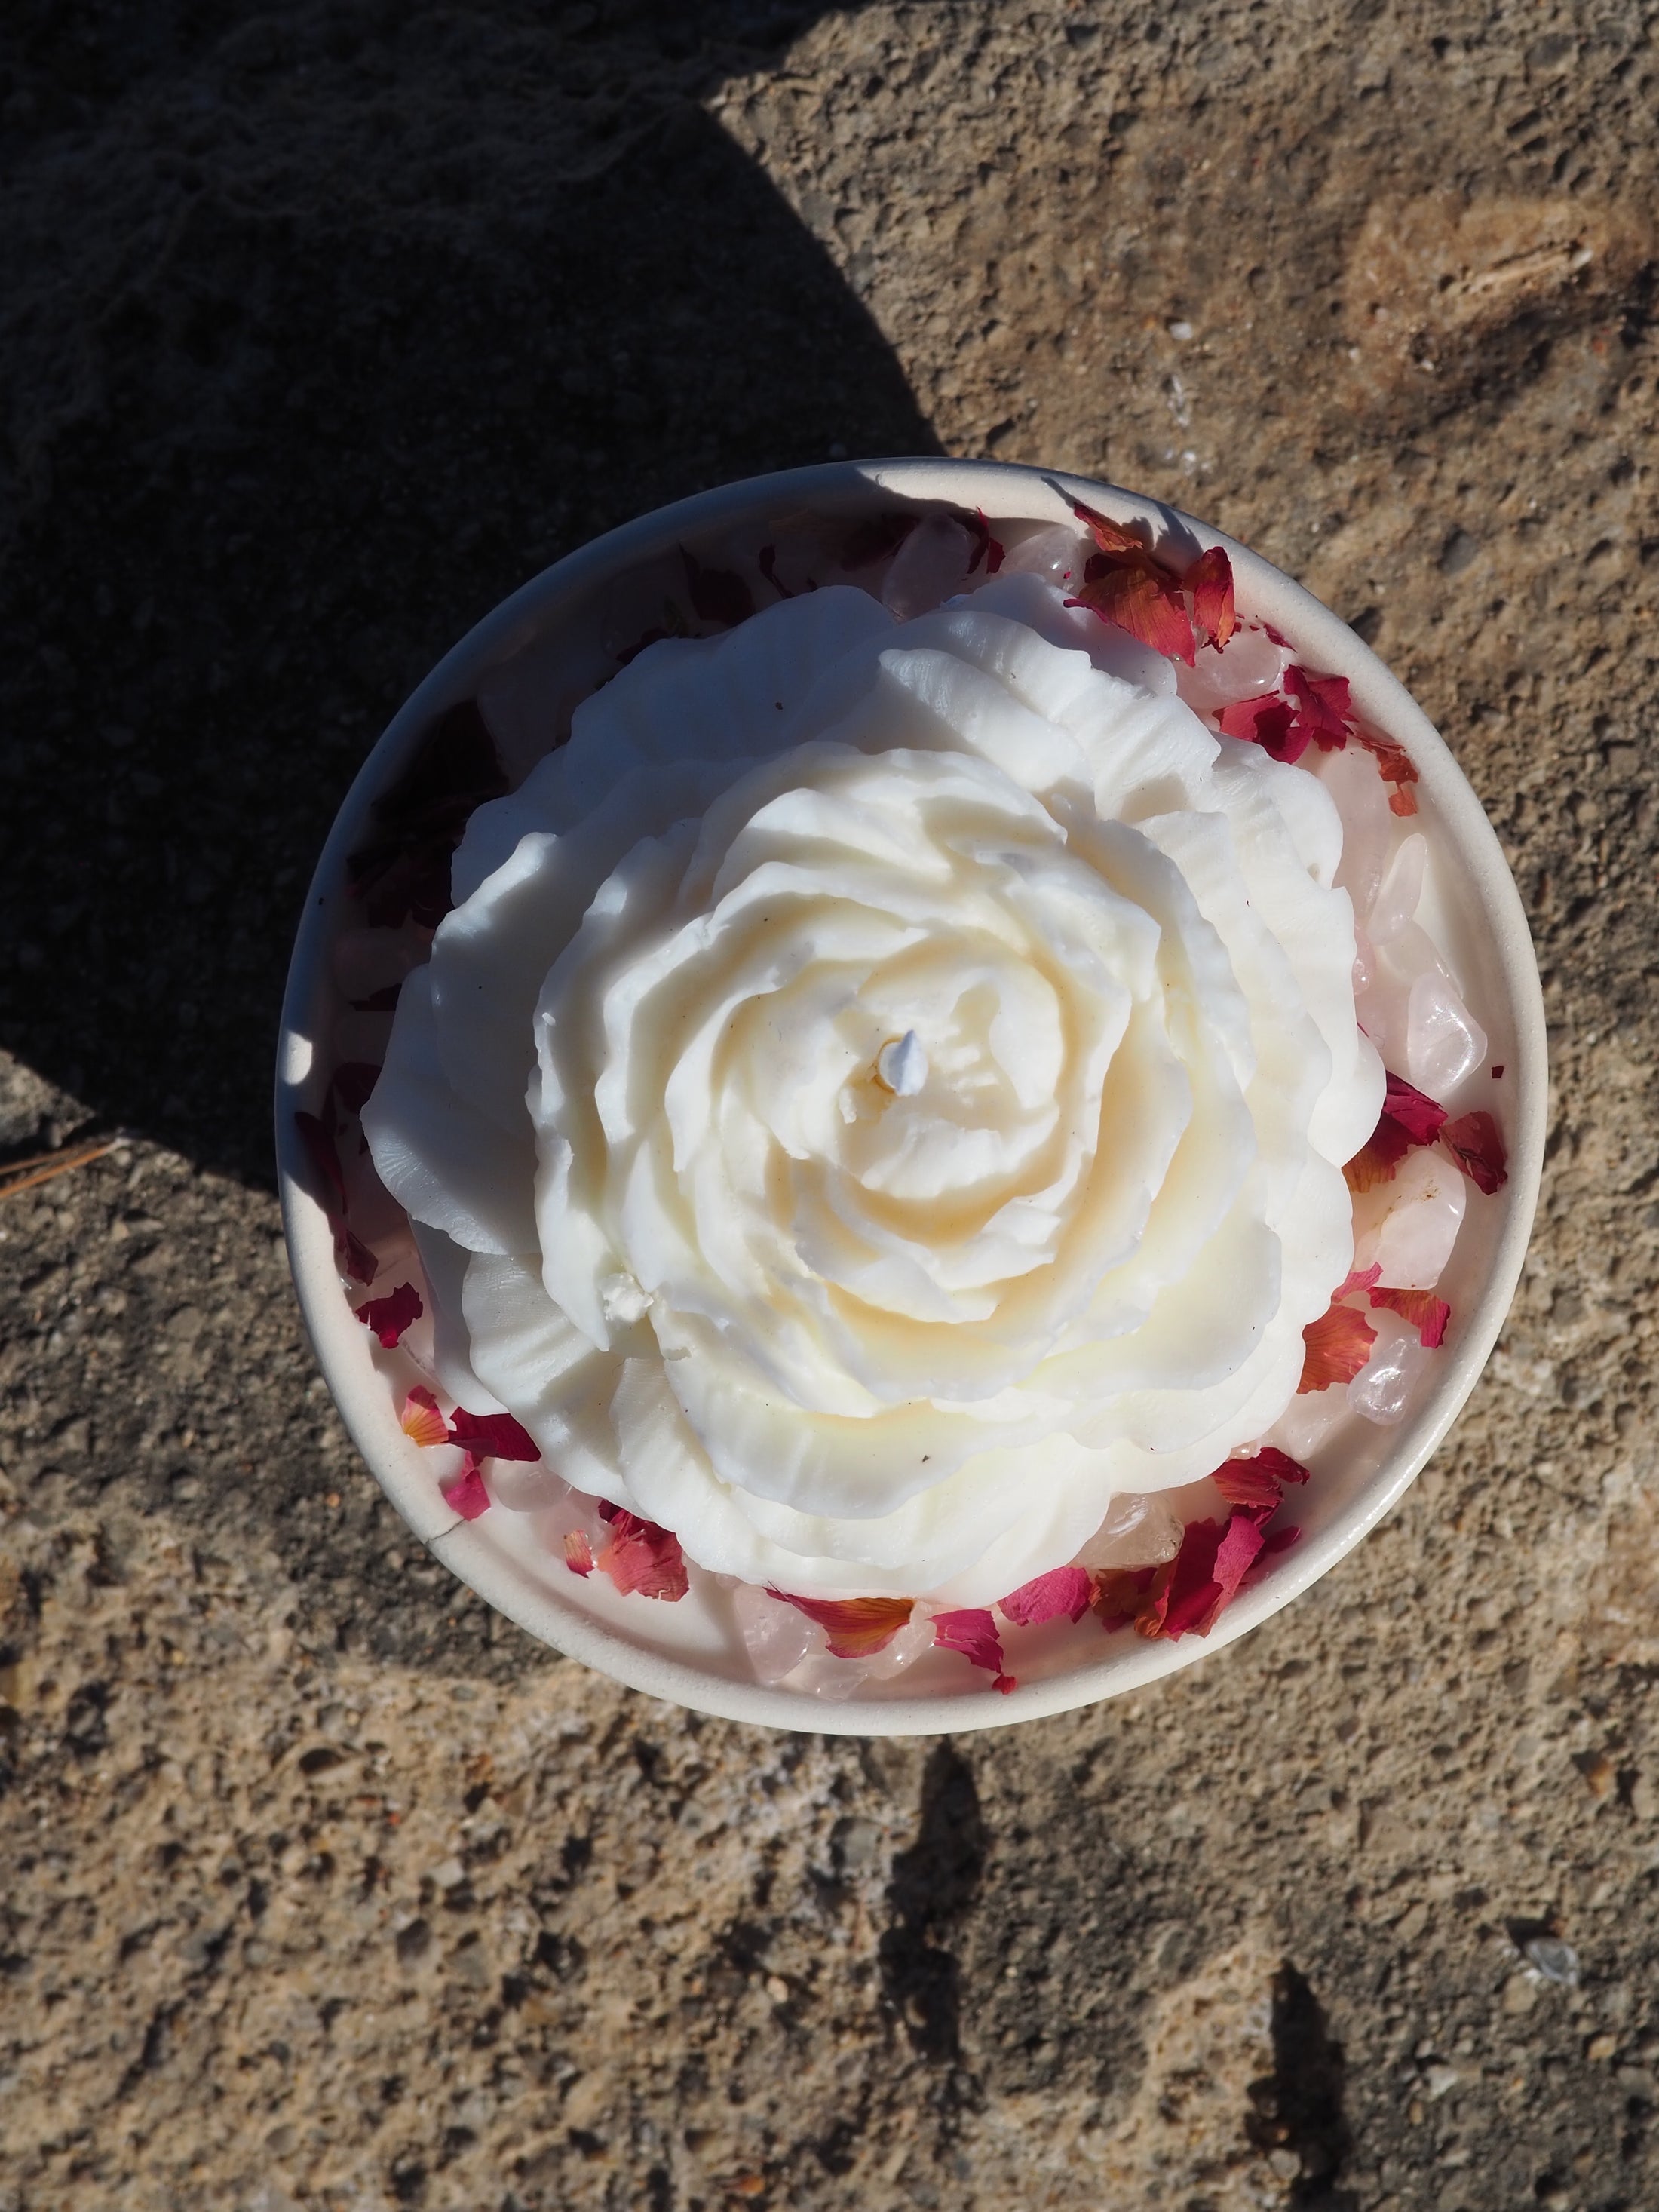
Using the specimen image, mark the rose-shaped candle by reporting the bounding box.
[362,571,1383,1604]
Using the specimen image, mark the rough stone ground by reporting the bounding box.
[1,2,1656,2207]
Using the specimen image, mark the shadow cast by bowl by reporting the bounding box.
[0,2,939,1186]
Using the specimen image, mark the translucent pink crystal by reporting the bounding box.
[998,523,1088,587]
[1176,622,1286,718]
[1075,1491,1184,1571]
[1367,832,1427,945]
[882,516,978,619]
[1347,1312,1432,1425]
[1352,1145,1467,1289]
[1405,968,1489,1097]
[731,1582,819,1685]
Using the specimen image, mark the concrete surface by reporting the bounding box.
[2,3,1657,2207]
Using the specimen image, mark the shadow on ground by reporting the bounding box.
[0,0,938,1186]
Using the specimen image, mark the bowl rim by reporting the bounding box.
[275,456,1547,1735]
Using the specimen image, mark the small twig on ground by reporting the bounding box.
[0,1140,119,1201]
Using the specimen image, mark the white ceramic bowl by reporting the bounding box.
[276,459,1545,1735]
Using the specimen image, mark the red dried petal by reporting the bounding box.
[563,1529,595,1578]
[1441,1109,1508,1195]
[681,548,755,629]
[1344,1112,1415,1193]
[440,1455,491,1521]
[355,1281,423,1348]
[1063,492,1148,560]
[1145,1518,1222,1638]
[1299,1302,1377,1392]
[967,508,1007,575]
[997,1566,1093,1627]
[1384,1073,1449,1143]
[771,1592,914,1658]
[1216,694,1308,762]
[1354,726,1420,813]
[295,1108,348,1213]
[339,1229,379,1288]
[331,1062,381,1118]
[932,1607,1010,1687]
[1334,1262,1384,1300]
[400,1386,449,1448]
[1090,1563,1162,1634]
[446,1408,541,1462]
[351,983,403,1012]
[1243,1523,1304,1587]
[1284,664,1354,747]
[347,699,508,929]
[1211,1445,1310,1508]
[1369,1286,1452,1348]
[599,1511,689,1602]
[1185,545,1237,650]
[757,543,795,600]
[1068,558,1195,664]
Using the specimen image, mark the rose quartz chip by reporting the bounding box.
[997,523,1087,587]
[1353,1145,1466,1287]
[1176,621,1286,716]
[732,1582,819,1683]
[1346,1313,1432,1425]
[1406,969,1489,1097]
[1367,833,1427,945]
[882,516,978,620]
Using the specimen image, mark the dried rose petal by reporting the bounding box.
[1211,1446,1310,1509]
[564,1529,595,1578]
[998,1566,1093,1627]
[348,699,508,930]
[400,1385,449,1448]
[1344,1112,1415,1193]
[597,1509,689,1601]
[351,983,403,1012]
[1063,492,1148,560]
[1090,1563,1161,1634]
[1370,1285,1452,1348]
[771,1591,913,1658]
[331,1062,381,1118]
[1217,694,1308,762]
[966,508,1007,575]
[1441,1109,1508,1195]
[1354,727,1420,814]
[440,1455,491,1521]
[295,1108,348,1213]
[355,1281,422,1348]
[1334,1262,1385,1300]
[1283,664,1354,750]
[1243,1522,1304,1588]
[681,548,755,629]
[1384,1073,1448,1144]
[757,544,796,600]
[446,1408,541,1462]
[1068,559,1195,664]
[1185,545,1237,651]
[1299,1302,1377,1392]
[931,1607,1016,1692]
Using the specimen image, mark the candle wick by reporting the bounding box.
[876,1030,928,1097]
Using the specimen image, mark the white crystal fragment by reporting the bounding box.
[1352,1145,1467,1290]
[1405,970,1489,1097]
[877,1029,928,1096]
[1348,1312,1432,1425]
[863,1615,937,1680]
[882,516,978,619]
[1075,1491,1184,1571]
[1176,622,1287,717]
[1323,743,1394,919]
[732,1583,819,1685]
[1260,1383,1353,1462]
[1368,833,1427,945]
[997,522,1089,587]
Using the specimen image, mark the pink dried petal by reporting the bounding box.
[1441,1109,1507,1195]
[330,1062,381,1118]
[1243,1523,1304,1587]
[1185,544,1237,650]
[446,1408,541,1462]
[966,507,1007,575]
[440,1455,490,1521]
[295,1108,348,1213]
[355,1281,422,1348]
[400,1386,449,1448]
[1069,557,1195,664]
[1343,1112,1415,1193]
[598,1510,689,1601]
[680,548,754,629]
[1334,1262,1385,1301]
[1063,491,1150,558]
[564,1529,595,1578]
[1369,1285,1452,1348]
[1211,1446,1309,1509]
[932,1607,1015,1692]
[770,1591,913,1658]
[1217,694,1308,762]
[1090,1563,1161,1633]
[1299,1302,1377,1392]
[1383,1073,1448,1143]
[1283,664,1354,748]
[998,1566,1092,1627]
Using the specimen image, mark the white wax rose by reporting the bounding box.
[363,573,1383,1603]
